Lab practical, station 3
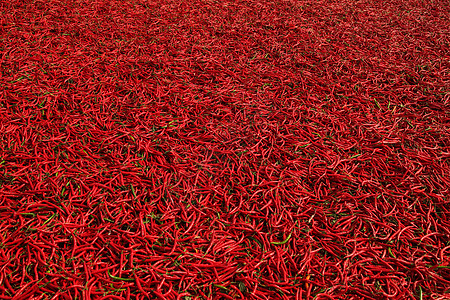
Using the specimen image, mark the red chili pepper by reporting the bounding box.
[1,0,450,298]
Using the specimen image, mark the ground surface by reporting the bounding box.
[0,0,449,299]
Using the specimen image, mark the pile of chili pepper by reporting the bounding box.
[1,0,449,299]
